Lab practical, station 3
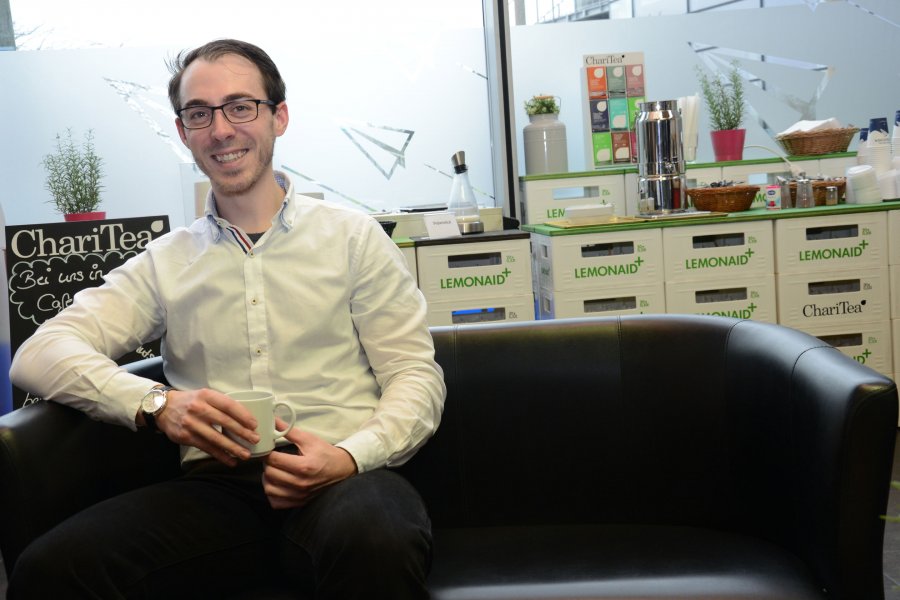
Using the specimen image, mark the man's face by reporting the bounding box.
[175,54,288,199]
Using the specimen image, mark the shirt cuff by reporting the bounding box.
[335,429,385,474]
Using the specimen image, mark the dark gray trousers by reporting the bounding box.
[9,456,432,599]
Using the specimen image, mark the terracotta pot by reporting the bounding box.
[710,129,746,162]
[64,211,106,222]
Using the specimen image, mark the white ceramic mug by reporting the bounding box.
[225,390,297,456]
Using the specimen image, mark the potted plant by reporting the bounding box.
[524,95,560,117]
[522,94,568,175]
[695,61,746,162]
[42,128,106,221]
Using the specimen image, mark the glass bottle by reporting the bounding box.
[448,151,484,234]
[795,172,814,209]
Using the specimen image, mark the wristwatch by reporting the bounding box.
[140,385,173,431]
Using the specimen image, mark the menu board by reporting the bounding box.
[582,52,646,169]
[4,216,170,409]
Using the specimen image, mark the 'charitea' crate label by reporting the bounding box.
[802,300,866,318]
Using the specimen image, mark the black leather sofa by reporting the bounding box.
[1,315,897,599]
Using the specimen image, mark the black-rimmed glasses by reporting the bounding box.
[177,99,277,130]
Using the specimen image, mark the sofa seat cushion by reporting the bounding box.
[427,524,825,600]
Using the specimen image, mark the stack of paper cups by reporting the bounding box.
[846,165,881,204]
[677,95,699,163]
[866,117,892,175]
[857,128,869,165]
[893,110,900,159]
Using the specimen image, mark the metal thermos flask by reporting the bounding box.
[635,100,686,213]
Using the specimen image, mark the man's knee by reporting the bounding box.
[9,528,104,598]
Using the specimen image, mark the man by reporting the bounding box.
[9,38,445,599]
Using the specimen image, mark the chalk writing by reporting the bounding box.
[5,216,170,410]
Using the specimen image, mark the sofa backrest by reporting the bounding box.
[396,314,898,548]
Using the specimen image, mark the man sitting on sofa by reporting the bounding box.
[8,38,445,600]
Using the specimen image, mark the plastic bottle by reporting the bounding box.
[448,151,484,234]
[856,128,869,166]
[0,201,11,414]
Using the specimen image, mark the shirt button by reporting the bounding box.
[255,348,262,355]
[248,251,255,258]
[251,298,258,305]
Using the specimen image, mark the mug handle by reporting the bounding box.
[273,402,297,439]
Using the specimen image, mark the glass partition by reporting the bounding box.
[509,0,899,172]
[1,0,499,227]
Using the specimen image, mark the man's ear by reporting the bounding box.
[274,102,289,137]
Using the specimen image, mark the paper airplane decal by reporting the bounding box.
[339,121,415,180]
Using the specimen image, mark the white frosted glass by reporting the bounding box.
[511,2,900,172]
[2,0,494,227]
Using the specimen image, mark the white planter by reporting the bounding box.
[523,113,568,175]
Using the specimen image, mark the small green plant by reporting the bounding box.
[42,128,104,215]
[524,95,560,116]
[695,60,745,131]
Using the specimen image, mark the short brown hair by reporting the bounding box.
[166,39,286,113]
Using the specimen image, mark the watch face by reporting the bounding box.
[142,390,166,414]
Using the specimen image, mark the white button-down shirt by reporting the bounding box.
[10,173,446,471]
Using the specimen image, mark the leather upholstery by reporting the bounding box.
[1,315,896,599]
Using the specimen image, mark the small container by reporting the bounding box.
[780,178,793,209]
[795,174,814,209]
[765,184,781,210]
[825,185,839,206]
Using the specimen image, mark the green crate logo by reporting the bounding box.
[853,348,873,364]
[685,248,754,270]
[574,257,644,280]
[440,268,512,289]
[799,240,868,262]
[700,302,757,319]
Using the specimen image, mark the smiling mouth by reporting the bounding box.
[213,150,248,164]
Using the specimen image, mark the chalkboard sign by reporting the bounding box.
[5,216,171,409]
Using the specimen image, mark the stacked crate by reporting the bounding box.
[519,171,627,224]
[532,227,665,319]
[889,212,900,391]
[775,211,892,378]
[662,221,776,322]
[416,231,534,327]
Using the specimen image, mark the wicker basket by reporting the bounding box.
[775,127,859,156]
[787,179,846,207]
[686,185,759,213]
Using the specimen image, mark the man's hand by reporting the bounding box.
[262,424,359,509]
[155,389,261,466]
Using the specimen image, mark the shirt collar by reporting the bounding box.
[204,171,296,242]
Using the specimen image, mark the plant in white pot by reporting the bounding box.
[695,61,746,162]
[523,94,568,175]
[42,128,106,221]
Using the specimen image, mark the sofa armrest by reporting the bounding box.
[724,320,898,598]
[0,356,179,576]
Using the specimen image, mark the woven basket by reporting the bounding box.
[787,179,846,207]
[686,185,759,213]
[775,127,859,156]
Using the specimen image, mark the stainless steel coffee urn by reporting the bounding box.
[635,100,686,213]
